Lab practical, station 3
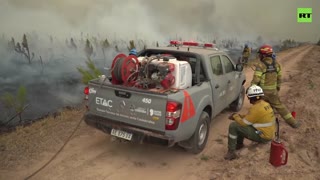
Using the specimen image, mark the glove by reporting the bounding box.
[228,113,237,120]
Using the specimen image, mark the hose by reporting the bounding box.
[25,66,111,179]
[113,57,125,82]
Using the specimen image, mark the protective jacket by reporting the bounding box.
[242,47,251,58]
[251,57,281,91]
[232,100,275,140]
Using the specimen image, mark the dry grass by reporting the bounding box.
[0,108,86,170]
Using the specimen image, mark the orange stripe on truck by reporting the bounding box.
[181,90,196,123]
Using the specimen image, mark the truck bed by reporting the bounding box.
[87,79,172,132]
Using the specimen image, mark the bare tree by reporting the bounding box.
[14,34,34,64]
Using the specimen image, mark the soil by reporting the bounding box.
[1,44,320,180]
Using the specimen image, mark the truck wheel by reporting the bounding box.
[230,86,245,112]
[188,111,210,154]
[238,56,244,64]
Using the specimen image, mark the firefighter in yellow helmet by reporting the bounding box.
[251,44,300,128]
[225,85,276,160]
[241,44,251,64]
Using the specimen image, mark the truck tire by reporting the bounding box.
[188,111,210,154]
[238,56,244,64]
[230,86,245,112]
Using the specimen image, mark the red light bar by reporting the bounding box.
[170,40,181,45]
[169,40,215,48]
[182,41,199,46]
[204,43,214,48]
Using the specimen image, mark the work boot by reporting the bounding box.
[291,121,301,129]
[236,144,244,150]
[224,150,237,161]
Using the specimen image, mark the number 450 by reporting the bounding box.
[142,98,152,104]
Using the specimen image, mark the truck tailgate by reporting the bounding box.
[88,83,167,132]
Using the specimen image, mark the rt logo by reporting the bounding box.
[297,8,312,23]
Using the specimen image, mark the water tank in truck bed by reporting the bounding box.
[168,58,192,89]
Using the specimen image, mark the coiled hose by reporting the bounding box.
[113,57,126,83]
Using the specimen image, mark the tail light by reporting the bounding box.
[84,86,89,100]
[165,101,182,130]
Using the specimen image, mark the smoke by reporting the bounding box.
[0,0,319,42]
[0,0,318,124]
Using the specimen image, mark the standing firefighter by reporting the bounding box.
[241,44,251,64]
[251,44,300,128]
[225,85,276,160]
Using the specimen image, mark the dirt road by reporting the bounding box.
[1,45,319,180]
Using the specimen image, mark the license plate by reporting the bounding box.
[111,129,133,141]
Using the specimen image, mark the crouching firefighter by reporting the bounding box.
[224,85,276,160]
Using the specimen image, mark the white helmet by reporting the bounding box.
[246,85,264,98]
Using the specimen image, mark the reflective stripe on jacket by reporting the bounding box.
[233,100,276,140]
[251,57,281,91]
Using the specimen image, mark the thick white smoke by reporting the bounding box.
[0,0,319,42]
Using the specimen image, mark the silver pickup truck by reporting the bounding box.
[84,42,246,154]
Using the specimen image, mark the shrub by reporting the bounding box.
[127,40,136,51]
[84,39,94,59]
[1,86,28,124]
[77,59,102,85]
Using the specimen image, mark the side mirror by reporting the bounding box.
[236,64,243,72]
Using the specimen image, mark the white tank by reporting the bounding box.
[137,56,146,62]
[167,59,192,89]
[137,56,192,89]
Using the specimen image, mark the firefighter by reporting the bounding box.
[129,48,137,56]
[251,44,300,128]
[225,85,276,160]
[241,44,251,64]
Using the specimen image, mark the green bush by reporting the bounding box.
[77,59,102,85]
[84,39,94,59]
[280,39,298,50]
[1,86,28,124]
[127,40,136,51]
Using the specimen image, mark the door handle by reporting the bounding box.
[215,84,219,89]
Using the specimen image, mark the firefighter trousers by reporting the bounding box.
[228,122,270,151]
[263,90,297,127]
